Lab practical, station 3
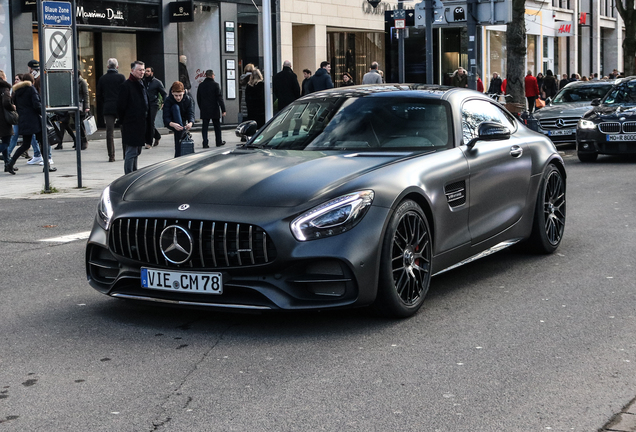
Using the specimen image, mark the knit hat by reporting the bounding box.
[171,81,185,92]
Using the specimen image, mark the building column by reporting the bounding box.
[292,24,326,75]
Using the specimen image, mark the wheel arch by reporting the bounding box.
[389,188,436,249]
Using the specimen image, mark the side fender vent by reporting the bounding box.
[445,180,466,207]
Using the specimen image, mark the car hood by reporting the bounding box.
[120,148,414,207]
[586,105,636,119]
[534,102,593,119]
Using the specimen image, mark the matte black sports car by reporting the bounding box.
[577,77,636,162]
[86,85,566,317]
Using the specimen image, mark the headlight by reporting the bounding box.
[291,190,374,241]
[97,185,113,229]
[578,119,596,130]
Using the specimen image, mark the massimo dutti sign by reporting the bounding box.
[76,0,160,29]
[168,1,194,23]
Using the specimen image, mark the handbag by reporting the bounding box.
[179,131,195,156]
[4,108,18,125]
[46,115,62,145]
[83,114,97,135]
[535,98,545,109]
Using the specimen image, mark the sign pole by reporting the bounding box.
[398,2,405,83]
[425,0,434,84]
[467,0,478,90]
[72,0,82,188]
[37,0,51,192]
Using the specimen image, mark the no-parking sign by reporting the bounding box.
[44,27,73,70]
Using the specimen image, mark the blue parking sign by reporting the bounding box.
[42,1,72,26]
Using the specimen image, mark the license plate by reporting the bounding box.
[548,129,575,136]
[607,134,636,142]
[141,268,222,294]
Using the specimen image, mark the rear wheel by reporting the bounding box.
[577,151,598,162]
[375,200,432,318]
[526,165,566,253]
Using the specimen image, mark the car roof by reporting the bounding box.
[297,84,476,102]
[562,79,618,89]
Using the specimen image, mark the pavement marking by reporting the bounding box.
[40,231,91,243]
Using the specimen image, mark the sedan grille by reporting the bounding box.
[537,117,579,129]
[622,122,636,133]
[599,122,621,134]
[109,218,277,269]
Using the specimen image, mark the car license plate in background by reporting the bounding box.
[548,129,575,136]
[141,268,222,294]
[607,134,636,142]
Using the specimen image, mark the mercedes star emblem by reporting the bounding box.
[160,225,193,264]
[178,204,190,211]
[556,118,565,128]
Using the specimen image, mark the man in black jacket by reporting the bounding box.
[196,70,226,148]
[117,61,152,174]
[273,60,300,112]
[307,61,333,93]
[97,58,126,161]
[143,66,167,148]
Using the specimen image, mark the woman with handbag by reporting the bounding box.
[5,74,56,174]
[245,69,265,128]
[0,70,17,174]
[163,81,194,158]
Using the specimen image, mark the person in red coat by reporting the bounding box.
[525,70,540,113]
[476,73,484,93]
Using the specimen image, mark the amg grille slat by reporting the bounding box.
[109,218,276,269]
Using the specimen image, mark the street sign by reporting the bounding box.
[476,0,512,25]
[395,19,406,29]
[42,1,72,26]
[44,27,73,70]
[385,9,415,27]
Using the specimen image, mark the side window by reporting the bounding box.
[461,100,516,144]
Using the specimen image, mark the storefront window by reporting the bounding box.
[178,2,221,118]
[441,27,467,86]
[78,31,96,113]
[328,32,384,86]
[527,34,537,75]
[487,30,506,90]
[0,0,11,76]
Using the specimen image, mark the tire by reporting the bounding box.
[577,151,598,162]
[375,200,432,318]
[526,165,566,254]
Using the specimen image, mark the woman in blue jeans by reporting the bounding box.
[163,81,194,158]
[0,70,17,173]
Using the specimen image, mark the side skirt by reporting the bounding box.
[432,239,522,277]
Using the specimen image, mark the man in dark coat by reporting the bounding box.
[307,61,334,93]
[143,66,168,148]
[273,60,300,112]
[97,58,126,161]
[196,70,226,148]
[301,69,312,96]
[117,60,152,174]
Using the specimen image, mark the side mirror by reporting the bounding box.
[591,98,601,106]
[235,120,258,139]
[467,121,511,148]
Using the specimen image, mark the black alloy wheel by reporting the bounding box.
[527,164,566,253]
[376,200,432,318]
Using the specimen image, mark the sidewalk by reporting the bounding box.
[1,129,241,200]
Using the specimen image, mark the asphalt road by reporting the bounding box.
[1,150,635,431]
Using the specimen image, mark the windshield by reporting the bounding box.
[552,84,612,104]
[603,81,636,105]
[249,97,452,151]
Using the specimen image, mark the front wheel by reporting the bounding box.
[375,200,432,318]
[526,165,566,253]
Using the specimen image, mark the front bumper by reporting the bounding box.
[576,128,636,156]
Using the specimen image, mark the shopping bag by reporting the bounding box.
[535,98,545,109]
[179,132,195,156]
[46,115,62,145]
[83,115,97,135]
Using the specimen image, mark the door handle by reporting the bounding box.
[510,145,523,158]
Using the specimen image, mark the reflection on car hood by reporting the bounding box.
[120,149,414,207]
[534,102,594,119]
[587,105,636,119]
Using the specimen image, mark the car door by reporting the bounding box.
[460,99,533,245]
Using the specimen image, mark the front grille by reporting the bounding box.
[599,122,621,134]
[622,122,636,133]
[109,218,277,269]
[537,117,579,130]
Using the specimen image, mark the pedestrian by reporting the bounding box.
[196,70,226,148]
[342,72,355,86]
[362,62,383,84]
[592,72,599,81]
[239,63,254,123]
[307,61,334,93]
[6,74,35,164]
[163,81,194,158]
[476,73,484,93]
[301,69,312,96]
[0,70,16,174]
[581,76,589,82]
[273,60,301,112]
[97,58,126,162]
[55,71,89,150]
[559,73,569,90]
[502,77,507,94]
[245,68,266,128]
[452,67,468,88]
[143,66,167,149]
[525,70,540,113]
[25,61,47,164]
[487,72,503,96]
[570,73,579,82]
[541,70,558,100]
[536,72,544,97]
[117,60,152,174]
[27,59,41,93]
[5,74,56,174]
[178,55,192,93]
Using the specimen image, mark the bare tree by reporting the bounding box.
[506,0,526,105]
[616,0,636,76]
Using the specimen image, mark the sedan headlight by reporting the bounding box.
[97,185,114,229]
[291,190,374,241]
[578,119,597,130]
